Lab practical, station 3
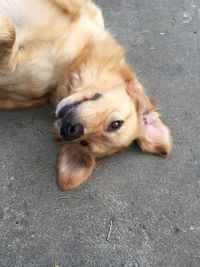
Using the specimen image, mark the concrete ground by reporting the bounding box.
[0,0,200,266]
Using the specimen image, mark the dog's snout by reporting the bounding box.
[60,122,84,141]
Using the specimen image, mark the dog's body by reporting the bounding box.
[0,0,104,106]
[0,0,171,190]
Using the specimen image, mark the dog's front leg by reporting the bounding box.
[0,16,17,71]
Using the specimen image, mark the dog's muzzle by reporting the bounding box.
[56,92,102,141]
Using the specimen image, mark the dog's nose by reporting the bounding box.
[60,122,84,141]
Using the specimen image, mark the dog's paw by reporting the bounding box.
[84,1,104,29]
[0,16,15,50]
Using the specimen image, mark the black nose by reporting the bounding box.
[60,122,84,141]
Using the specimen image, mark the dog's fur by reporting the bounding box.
[0,0,171,190]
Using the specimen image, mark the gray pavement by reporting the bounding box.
[0,0,200,266]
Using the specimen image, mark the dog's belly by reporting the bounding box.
[0,0,105,98]
[0,0,67,44]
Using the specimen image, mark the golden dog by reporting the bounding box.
[0,0,171,190]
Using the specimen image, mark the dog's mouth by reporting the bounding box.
[55,93,102,142]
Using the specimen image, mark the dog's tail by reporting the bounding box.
[0,96,48,109]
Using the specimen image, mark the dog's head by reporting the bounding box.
[54,41,171,190]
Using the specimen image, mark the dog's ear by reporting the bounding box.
[57,143,96,190]
[126,75,171,156]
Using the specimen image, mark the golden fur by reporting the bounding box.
[0,0,171,190]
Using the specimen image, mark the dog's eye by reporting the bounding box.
[108,120,124,132]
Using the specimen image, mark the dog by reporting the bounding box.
[0,0,171,190]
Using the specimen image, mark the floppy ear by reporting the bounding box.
[57,143,96,190]
[127,77,171,156]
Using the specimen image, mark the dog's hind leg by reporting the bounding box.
[0,96,48,109]
[0,17,49,109]
[0,16,17,70]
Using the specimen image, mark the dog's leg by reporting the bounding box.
[0,16,17,70]
[0,96,48,109]
[51,0,104,28]
[0,84,49,109]
[0,16,51,109]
